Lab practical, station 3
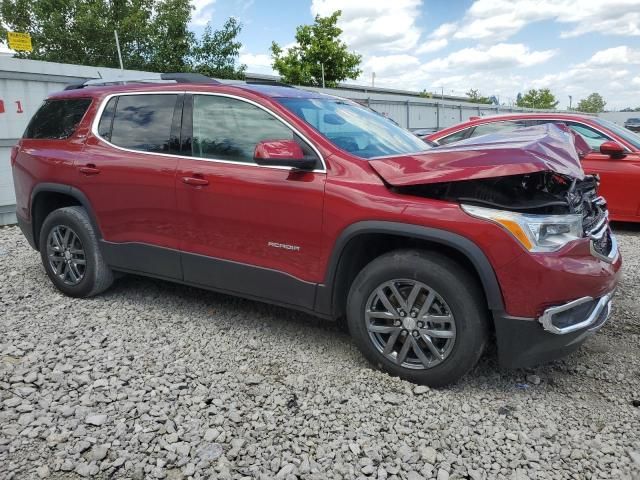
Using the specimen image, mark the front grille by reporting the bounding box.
[592,228,613,257]
[567,176,613,258]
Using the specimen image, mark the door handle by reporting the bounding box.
[79,164,100,175]
[182,176,209,186]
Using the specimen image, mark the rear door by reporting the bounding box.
[80,93,183,278]
[175,93,326,309]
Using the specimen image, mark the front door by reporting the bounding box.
[175,94,326,309]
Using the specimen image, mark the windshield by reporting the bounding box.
[277,97,431,159]
[594,117,640,150]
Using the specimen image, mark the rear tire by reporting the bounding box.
[39,206,113,297]
[347,249,489,387]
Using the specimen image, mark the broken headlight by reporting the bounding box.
[462,204,583,252]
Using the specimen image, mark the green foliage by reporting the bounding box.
[515,88,559,109]
[576,93,607,113]
[0,0,245,78]
[270,11,362,87]
[466,89,492,104]
[191,18,246,79]
[419,89,432,98]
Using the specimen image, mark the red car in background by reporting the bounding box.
[426,113,640,222]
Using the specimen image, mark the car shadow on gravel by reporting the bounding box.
[101,273,604,394]
[104,272,347,334]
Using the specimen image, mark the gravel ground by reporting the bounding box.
[0,224,639,480]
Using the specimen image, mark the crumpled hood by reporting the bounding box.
[369,123,588,186]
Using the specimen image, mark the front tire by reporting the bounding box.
[347,250,489,387]
[39,206,113,297]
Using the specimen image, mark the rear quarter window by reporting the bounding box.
[24,98,92,139]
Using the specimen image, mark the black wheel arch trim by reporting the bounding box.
[30,182,103,249]
[315,220,505,317]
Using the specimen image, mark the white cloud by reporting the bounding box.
[441,0,640,42]
[430,22,457,39]
[632,76,640,86]
[416,38,447,54]
[311,0,422,52]
[424,43,556,71]
[364,54,420,75]
[191,0,217,27]
[585,46,640,66]
[239,52,274,74]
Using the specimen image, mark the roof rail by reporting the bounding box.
[64,72,220,90]
[160,72,219,83]
[244,78,295,88]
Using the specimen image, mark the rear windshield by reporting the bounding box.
[24,98,92,139]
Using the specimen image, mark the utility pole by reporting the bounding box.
[568,95,572,110]
[114,30,124,70]
[321,63,325,88]
[371,72,375,87]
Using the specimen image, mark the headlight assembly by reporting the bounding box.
[462,204,583,252]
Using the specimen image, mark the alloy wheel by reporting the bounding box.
[46,225,86,286]
[365,279,456,369]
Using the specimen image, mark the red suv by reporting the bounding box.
[11,77,621,386]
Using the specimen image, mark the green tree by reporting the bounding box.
[147,0,195,72]
[516,88,559,109]
[0,0,245,77]
[466,89,492,104]
[576,93,607,113]
[270,10,362,87]
[191,18,246,79]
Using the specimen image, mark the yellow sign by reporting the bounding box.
[7,32,32,52]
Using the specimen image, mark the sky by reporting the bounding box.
[191,0,640,110]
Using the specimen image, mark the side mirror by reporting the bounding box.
[254,139,316,170]
[600,140,626,158]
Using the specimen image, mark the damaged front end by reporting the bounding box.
[393,171,614,259]
[371,124,616,260]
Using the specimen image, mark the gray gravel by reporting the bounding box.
[1,224,639,480]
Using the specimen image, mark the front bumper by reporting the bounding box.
[494,290,614,368]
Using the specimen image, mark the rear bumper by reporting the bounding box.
[494,290,614,368]
[16,213,37,250]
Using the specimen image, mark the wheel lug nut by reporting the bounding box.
[417,322,424,328]
[394,320,401,326]
[412,330,419,337]
[410,312,416,318]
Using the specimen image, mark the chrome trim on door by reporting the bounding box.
[89,90,327,173]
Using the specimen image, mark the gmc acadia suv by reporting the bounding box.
[11,77,621,386]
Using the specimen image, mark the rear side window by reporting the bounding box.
[97,97,117,140]
[100,94,178,153]
[24,98,92,139]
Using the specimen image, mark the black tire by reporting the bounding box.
[347,249,489,387]
[39,206,113,297]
